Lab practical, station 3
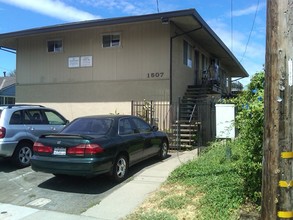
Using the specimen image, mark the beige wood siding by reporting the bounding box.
[17,21,170,85]
[15,21,171,117]
[171,35,195,102]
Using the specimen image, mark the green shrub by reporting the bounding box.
[223,71,264,204]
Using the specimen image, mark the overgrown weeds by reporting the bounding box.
[127,141,249,220]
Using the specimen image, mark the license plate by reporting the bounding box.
[53,147,66,155]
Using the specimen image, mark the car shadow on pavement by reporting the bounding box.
[38,174,117,194]
[0,158,20,173]
[37,155,170,195]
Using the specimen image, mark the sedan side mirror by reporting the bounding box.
[152,125,158,132]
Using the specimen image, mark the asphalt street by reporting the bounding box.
[0,150,198,220]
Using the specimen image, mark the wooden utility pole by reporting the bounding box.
[262,0,293,219]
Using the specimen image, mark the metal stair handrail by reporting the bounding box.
[189,104,197,123]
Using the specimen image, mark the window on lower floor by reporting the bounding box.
[102,34,121,48]
[0,96,15,105]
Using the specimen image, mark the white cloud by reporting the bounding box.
[232,2,266,17]
[78,0,156,15]
[0,0,100,21]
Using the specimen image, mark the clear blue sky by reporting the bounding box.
[0,0,266,85]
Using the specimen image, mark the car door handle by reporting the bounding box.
[51,127,56,131]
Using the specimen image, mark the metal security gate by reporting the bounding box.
[131,99,216,148]
[131,100,171,131]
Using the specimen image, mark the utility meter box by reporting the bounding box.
[215,104,236,139]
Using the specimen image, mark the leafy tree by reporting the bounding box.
[223,71,264,204]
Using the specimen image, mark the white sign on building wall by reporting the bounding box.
[68,56,93,68]
[80,56,93,67]
[68,57,80,68]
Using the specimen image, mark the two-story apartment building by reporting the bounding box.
[0,9,248,146]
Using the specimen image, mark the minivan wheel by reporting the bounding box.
[12,141,33,168]
[112,154,128,183]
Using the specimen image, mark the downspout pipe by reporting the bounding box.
[169,24,203,104]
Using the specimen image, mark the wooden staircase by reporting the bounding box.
[170,85,207,150]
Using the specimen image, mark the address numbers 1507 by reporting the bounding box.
[147,72,164,78]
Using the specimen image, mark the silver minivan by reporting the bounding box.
[0,105,68,167]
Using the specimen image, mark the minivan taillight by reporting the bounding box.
[33,142,53,153]
[0,127,6,138]
[67,144,104,156]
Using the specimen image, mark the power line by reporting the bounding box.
[240,0,260,62]
[231,0,234,52]
[156,0,159,13]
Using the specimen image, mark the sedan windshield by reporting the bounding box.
[62,118,113,135]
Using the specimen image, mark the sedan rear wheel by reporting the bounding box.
[112,154,128,182]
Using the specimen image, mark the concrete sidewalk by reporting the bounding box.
[0,150,198,220]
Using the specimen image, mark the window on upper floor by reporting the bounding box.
[102,34,121,48]
[47,40,63,53]
[183,40,192,68]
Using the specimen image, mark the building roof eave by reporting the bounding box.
[0,8,248,78]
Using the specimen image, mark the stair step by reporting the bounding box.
[177,139,195,143]
[184,92,207,96]
[183,97,206,101]
[172,123,199,127]
[169,145,194,149]
[172,131,198,135]
[180,107,195,111]
[172,125,199,129]
[179,134,197,137]
[172,129,198,133]
[174,120,201,124]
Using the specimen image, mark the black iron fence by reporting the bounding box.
[131,99,216,146]
[131,100,173,131]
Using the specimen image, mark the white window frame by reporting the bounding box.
[47,39,63,53]
[102,33,121,48]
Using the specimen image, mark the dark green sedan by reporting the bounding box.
[31,115,169,182]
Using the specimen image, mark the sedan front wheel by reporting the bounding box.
[112,154,128,183]
[159,141,168,160]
